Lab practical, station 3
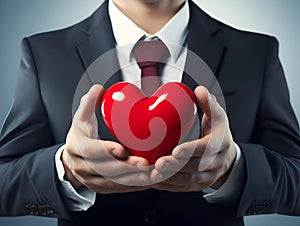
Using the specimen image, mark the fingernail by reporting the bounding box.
[112,149,120,156]
[174,151,183,158]
[200,86,208,95]
[174,148,185,158]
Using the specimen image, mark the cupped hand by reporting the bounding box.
[151,86,237,192]
[62,85,151,194]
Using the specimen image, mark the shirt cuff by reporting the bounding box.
[202,143,245,205]
[55,145,96,211]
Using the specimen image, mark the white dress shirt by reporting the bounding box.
[55,0,244,211]
[110,0,189,87]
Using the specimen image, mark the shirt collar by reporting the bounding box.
[108,0,189,63]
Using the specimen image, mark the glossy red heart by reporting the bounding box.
[100,82,197,164]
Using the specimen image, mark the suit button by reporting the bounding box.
[248,204,269,215]
[38,205,54,216]
[25,204,39,215]
[145,210,157,224]
[25,204,54,216]
[45,205,54,215]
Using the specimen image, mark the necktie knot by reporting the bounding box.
[133,40,169,69]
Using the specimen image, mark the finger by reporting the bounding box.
[194,86,224,121]
[172,136,209,159]
[151,183,184,192]
[94,185,150,194]
[110,171,151,186]
[83,175,151,194]
[71,154,149,179]
[93,185,149,194]
[85,156,150,178]
[154,155,199,174]
[152,170,193,186]
[75,84,104,122]
[154,155,184,173]
[151,171,208,192]
[161,148,221,174]
[69,138,127,159]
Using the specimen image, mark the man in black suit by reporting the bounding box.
[0,0,300,225]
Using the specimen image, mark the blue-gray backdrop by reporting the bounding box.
[0,0,299,225]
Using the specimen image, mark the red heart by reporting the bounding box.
[100,82,197,164]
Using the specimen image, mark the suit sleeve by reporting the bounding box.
[0,38,72,219]
[237,37,300,216]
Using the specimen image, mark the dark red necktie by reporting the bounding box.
[133,40,169,96]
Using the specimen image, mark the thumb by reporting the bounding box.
[194,86,224,120]
[76,84,105,122]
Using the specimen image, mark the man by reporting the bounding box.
[0,0,300,226]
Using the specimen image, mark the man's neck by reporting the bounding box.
[112,0,186,34]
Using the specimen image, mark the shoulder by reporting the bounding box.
[191,1,277,54]
[25,1,108,49]
[216,20,277,51]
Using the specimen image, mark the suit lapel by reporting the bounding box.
[76,0,224,91]
[76,1,122,89]
[75,1,122,140]
[183,0,225,92]
[74,0,226,140]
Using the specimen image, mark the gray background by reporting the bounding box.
[0,0,299,225]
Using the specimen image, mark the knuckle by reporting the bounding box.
[103,179,114,189]
[73,165,84,176]
[221,141,230,152]
[221,143,233,160]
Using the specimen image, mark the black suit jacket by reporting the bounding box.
[1,1,300,225]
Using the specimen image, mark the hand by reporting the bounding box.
[62,85,151,194]
[151,86,237,192]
